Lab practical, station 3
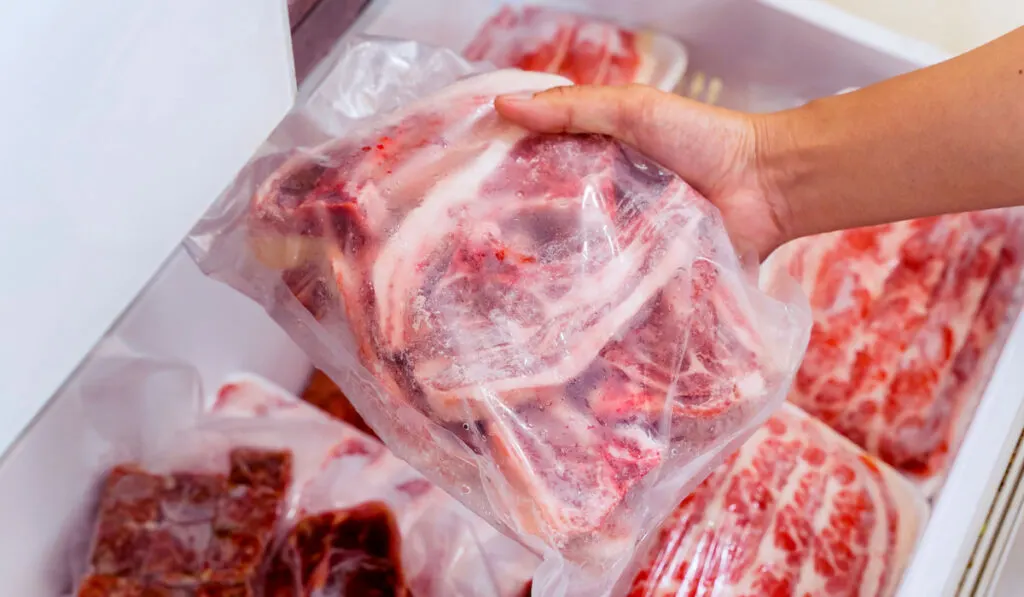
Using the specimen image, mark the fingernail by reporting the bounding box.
[498,91,536,104]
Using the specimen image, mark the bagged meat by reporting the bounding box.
[765,211,1024,492]
[187,37,809,590]
[625,404,927,597]
[214,376,538,597]
[464,5,687,89]
[68,343,537,597]
[79,450,292,597]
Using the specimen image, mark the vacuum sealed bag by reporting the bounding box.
[624,404,928,597]
[764,210,1024,494]
[463,4,688,89]
[187,37,809,590]
[69,345,537,596]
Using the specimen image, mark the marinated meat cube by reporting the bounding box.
[98,465,165,526]
[162,473,225,524]
[267,503,408,597]
[328,502,402,560]
[228,448,292,494]
[287,512,336,588]
[90,518,149,576]
[213,485,281,536]
[197,582,253,597]
[627,405,926,597]
[319,551,406,597]
[78,575,146,597]
[77,578,182,597]
[139,523,212,584]
[203,530,266,582]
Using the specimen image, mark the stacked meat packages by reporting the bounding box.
[765,212,1024,494]
[72,354,538,597]
[626,405,926,597]
[620,211,1021,597]
[463,5,687,89]
[189,37,808,592]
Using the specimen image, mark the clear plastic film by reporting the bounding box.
[621,404,928,597]
[763,210,1024,496]
[186,37,810,592]
[68,342,537,596]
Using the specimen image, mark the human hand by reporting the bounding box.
[495,84,790,260]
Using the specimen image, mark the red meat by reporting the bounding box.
[464,6,645,85]
[627,406,925,597]
[771,211,1023,485]
[247,70,801,563]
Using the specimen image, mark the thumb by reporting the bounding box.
[494,84,753,195]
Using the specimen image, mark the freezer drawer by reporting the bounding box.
[1,1,1021,596]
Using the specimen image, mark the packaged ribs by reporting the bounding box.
[464,5,687,90]
[187,37,809,591]
[70,346,537,597]
[626,405,928,597]
[765,211,1024,494]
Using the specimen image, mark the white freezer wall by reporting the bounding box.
[0,0,297,461]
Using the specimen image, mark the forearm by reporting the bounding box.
[760,27,1024,241]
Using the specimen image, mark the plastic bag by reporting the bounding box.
[213,376,538,597]
[68,343,537,596]
[187,36,809,591]
[764,210,1024,495]
[622,404,928,597]
[463,4,688,90]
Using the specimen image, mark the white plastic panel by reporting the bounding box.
[0,0,297,458]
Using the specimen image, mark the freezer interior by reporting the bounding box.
[4,1,1023,596]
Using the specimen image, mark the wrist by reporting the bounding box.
[752,100,832,246]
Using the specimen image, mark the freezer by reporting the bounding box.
[2,0,1023,595]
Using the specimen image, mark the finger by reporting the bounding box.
[495,84,649,146]
[495,84,753,193]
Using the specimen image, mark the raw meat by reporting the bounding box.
[301,368,377,439]
[78,450,292,596]
[214,377,539,597]
[768,211,1023,485]
[464,6,651,85]
[264,503,409,596]
[244,67,806,567]
[627,405,926,597]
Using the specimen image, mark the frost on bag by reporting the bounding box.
[624,404,927,597]
[765,210,1024,494]
[69,345,536,597]
[463,5,687,89]
[187,37,809,580]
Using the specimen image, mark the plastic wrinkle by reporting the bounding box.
[186,37,809,593]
